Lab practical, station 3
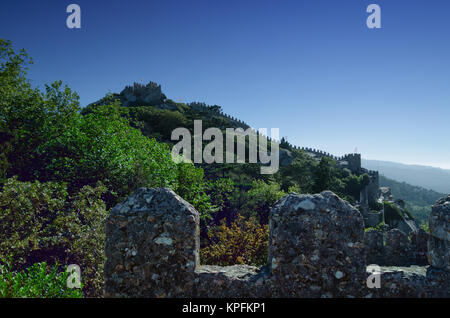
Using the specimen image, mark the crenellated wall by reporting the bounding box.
[104,188,449,298]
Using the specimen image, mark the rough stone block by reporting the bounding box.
[366,211,383,228]
[410,228,429,265]
[268,191,365,297]
[104,188,199,297]
[193,265,270,298]
[385,229,412,266]
[428,194,450,271]
[364,229,385,265]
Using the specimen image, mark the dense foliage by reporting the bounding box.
[0,40,209,211]
[0,39,436,297]
[0,39,211,297]
[0,78,179,208]
[201,215,268,266]
[0,259,82,298]
[0,177,106,297]
[244,180,286,224]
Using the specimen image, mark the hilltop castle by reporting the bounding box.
[115,81,382,207]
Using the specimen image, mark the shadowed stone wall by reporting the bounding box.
[105,189,449,298]
[364,228,429,266]
[268,192,366,297]
[104,188,200,297]
[428,195,450,270]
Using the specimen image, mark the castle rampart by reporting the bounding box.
[105,189,449,298]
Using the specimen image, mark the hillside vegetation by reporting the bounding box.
[363,159,450,194]
[0,39,441,297]
[379,175,444,223]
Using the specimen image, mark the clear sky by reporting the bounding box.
[1,0,449,169]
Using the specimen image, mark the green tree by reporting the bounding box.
[174,162,212,219]
[0,177,107,297]
[206,178,236,213]
[245,179,286,224]
[0,39,43,183]
[37,102,178,206]
[204,178,239,234]
[313,157,333,193]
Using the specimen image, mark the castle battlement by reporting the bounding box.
[104,188,450,298]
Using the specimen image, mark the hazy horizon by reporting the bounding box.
[362,158,450,171]
[1,0,449,169]
[362,158,450,193]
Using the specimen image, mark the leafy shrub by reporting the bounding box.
[245,180,286,224]
[0,40,60,184]
[277,152,316,194]
[206,178,235,210]
[201,215,268,266]
[174,162,212,219]
[0,259,82,298]
[205,178,238,223]
[35,101,179,207]
[0,177,107,297]
[313,157,333,193]
[0,41,182,208]
[287,184,302,194]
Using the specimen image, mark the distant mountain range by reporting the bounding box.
[362,159,450,194]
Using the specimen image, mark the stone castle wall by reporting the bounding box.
[104,189,449,298]
[365,228,429,266]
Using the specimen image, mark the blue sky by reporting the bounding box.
[1,0,449,169]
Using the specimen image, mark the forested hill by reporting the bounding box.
[83,82,376,207]
[362,159,450,194]
[84,81,446,225]
[0,40,444,299]
[379,175,444,223]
